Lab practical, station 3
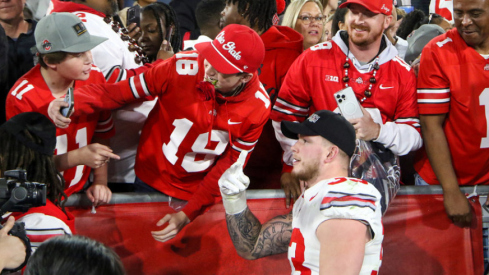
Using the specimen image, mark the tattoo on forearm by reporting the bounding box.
[226,209,292,259]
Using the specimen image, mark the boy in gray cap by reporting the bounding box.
[5,13,120,208]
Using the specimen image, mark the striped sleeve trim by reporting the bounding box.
[105,65,126,83]
[128,73,151,99]
[95,114,114,133]
[27,228,70,249]
[272,98,309,117]
[231,138,258,152]
[320,191,377,212]
[417,88,450,104]
[395,117,420,128]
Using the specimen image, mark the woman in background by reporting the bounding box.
[282,0,325,50]
[139,2,182,62]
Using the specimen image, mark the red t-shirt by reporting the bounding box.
[6,64,115,196]
[415,28,489,185]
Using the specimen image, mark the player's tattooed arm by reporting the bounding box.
[225,208,293,260]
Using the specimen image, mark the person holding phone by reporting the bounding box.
[6,13,120,206]
[47,24,270,243]
[271,0,422,207]
[139,2,182,62]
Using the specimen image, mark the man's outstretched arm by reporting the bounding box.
[226,209,292,260]
[219,150,293,259]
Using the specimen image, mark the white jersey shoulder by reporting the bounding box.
[17,213,72,253]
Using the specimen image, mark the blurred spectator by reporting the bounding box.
[0,216,26,273]
[183,0,224,50]
[0,0,37,123]
[427,12,453,32]
[323,13,333,41]
[396,9,426,39]
[282,0,325,49]
[24,235,125,275]
[6,13,118,206]
[25,0,51,21]
[118,0,157,28]
[385,5,408,59]
[331,6,348,37]
[1,112,75,253]
[404,24,445,75]
[221,0,303,190]
[139,2,181,62]
[170,0,202,48]
[323,0,337,16]
[0,24,7,124]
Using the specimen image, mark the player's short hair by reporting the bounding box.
[38,52,69,68]
[225,0,276,32]
[24,235,125,275]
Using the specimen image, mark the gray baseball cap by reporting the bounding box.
[35,13,107,54]
[405,24,445,64]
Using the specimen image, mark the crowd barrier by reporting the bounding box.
[65,186,487,275]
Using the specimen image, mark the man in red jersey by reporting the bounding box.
[271,0,422,207]
[220,0,303,191]
[415,0,489,226]
[48,24,271,242]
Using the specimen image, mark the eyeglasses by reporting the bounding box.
[297,15,325,24]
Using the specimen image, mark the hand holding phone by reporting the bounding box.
[60,87,74,118]
[334,87,363,120]
[164,25,174,51]
[126,5,141,28]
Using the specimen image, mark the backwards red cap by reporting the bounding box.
[195,24,265,74]
[339,0,393,16]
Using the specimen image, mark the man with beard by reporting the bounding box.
[50,0,168,187]
[272,0,422,207]
[219,110,383,274]
[414,0,489,226]
[220,0,303,197]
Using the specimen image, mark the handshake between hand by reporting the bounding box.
[218,150,250,215]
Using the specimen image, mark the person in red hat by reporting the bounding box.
[47,24,271,242]
[220,0,304,193]
[272,0,422,207]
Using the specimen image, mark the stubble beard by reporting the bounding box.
[292,159,320,183]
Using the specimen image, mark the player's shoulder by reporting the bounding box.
[9,68,44,101]
[320,177,381,198]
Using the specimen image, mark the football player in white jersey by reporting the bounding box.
[219,110,383,275]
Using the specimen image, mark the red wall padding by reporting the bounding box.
[68,194,483,275]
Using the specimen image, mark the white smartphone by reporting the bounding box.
[334,87,363,120]
[60,87,74,118]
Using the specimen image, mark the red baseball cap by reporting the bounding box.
[339,0,393,16]
[195,24,265,74]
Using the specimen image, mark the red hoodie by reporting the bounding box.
[244,25,303,189]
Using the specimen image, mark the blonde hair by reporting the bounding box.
[282,0,324,34]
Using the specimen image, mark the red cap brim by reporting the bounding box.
[195,41,242,75]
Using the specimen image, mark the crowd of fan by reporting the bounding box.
[0,0,486,273]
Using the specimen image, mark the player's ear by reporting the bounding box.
[43,56,57,70]
[239,73,253,84]
[383,14,393,30]
[324,145,339,163]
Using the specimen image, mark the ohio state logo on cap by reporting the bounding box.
[380,4,390,14]
[42,40,52,51]
[215,32,242,61]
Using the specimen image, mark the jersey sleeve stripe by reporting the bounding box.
[129,77,140,99]
[232,144,255,153]
[275,98,309,112]
[105,65,124,83]
[418,98,450,103]
[320,201,376,212]
[95,123,114,133]
[236,139,258,147]
[272,105,309,117]
[139,73,151,96]
[97,115,113,126]
[417,88,450,94]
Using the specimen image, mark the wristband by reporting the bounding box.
[221,190,247,215]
